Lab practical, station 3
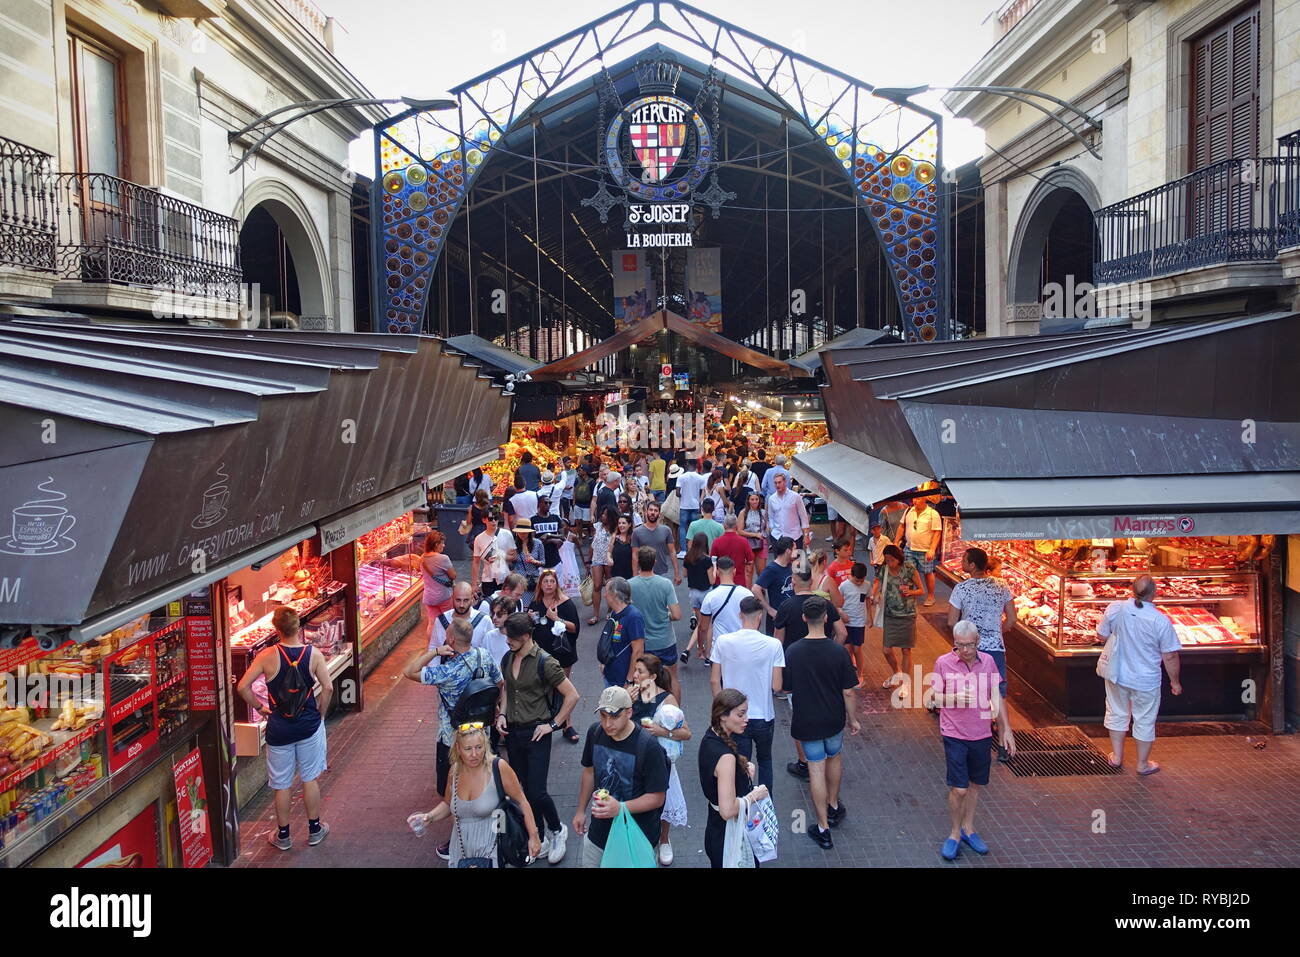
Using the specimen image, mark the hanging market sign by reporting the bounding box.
[584,58,734,226]
[626,203,694,247]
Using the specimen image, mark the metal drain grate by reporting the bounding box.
[1004,726,1125,778]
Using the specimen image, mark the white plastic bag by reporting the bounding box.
[743,796,779,863]
[557,539,583,600]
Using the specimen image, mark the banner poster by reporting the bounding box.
[78,803,159,868]
[612,250,655,331]
[172,748,214,868]
[686,247,722,331]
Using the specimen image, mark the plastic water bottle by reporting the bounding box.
[407,812,429,837]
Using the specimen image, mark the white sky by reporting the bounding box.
[327,0,994,177]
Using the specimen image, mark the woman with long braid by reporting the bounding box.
[698,688,768,868]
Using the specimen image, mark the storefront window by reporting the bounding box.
[0,602,201,861]
[355,514,427,642]
[939,518,1263,653]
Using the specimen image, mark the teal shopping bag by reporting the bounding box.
[599,806,657,868]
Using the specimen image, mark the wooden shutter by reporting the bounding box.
[1189,5,1259,236]
[1190,4,1259,170]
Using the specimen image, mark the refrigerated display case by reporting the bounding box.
[355,513,430,644]
[939,519,1263,655]
[936,517,1269,720]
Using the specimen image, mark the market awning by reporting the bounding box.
[810,311,1300,535]
[529,310,796,379]
[787,327,900,375]
[947,474,1300,539]
[790,442,930,534]
[0,316,512,627]
[444,334,540,376]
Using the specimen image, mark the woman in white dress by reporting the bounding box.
[629,654,691,867]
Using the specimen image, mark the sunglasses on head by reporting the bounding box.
[457,721,486,734]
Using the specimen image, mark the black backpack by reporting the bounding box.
[271,645,313,720]
[492,758,531,867]
[449,649,499,727]
[574,479,593,504]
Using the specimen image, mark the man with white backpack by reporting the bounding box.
[1097,575,1182,776]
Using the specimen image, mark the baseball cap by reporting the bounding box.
[595,686,633,714]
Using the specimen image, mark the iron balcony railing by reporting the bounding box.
[1094,147,1300,285]
[51,171,242,299]
[0,136,57,272]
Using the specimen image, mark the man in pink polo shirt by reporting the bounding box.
[928,621,1016,861]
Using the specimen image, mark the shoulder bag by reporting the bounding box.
[1095,608,1119,681]
[661,488,681,525]
[492,758,531,867]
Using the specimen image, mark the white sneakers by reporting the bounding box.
[658,841,673,866]
[547,824,568,864]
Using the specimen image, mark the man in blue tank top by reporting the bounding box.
[236,606,333,851]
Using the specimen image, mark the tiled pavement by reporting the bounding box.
[233,532,1300,868]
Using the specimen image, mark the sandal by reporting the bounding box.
[1137,761,1161,776]
[1107,753,1124,770]
[586,618,599,626]
[563,726,580,744]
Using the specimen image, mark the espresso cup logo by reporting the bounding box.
[192,463,230,529]
[1,476,77,556]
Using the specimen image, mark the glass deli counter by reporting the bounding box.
[354,513,430,646]
[937,518,1268,720]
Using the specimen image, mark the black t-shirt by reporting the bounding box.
[784,637,858,742]
[581,724,671,850]
[774,593,841,647]
[531,513,564,566]
[595,487,619,524]
[610,538,634,580]
[755,562,793,607]
[697,727,749,810]
[750,460,772,484]
[684,555,713,591]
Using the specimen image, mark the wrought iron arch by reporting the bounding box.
[372,0,946,342]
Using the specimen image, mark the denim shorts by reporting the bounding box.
[267,721,327,790]
[800,731,844,763]
[688,588,707,610]
[906,548,936,574]
[984,648,1008,698]
[942,734,992,788]
[647,644,679,668]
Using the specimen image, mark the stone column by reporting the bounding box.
[327,185,354,331]
[983,179,1009,337]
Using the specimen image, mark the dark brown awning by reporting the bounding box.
[0,319,511,626]
[803,312,1300,536]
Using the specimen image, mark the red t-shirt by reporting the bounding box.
[827,559,854,589]
[710,531,755,588]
